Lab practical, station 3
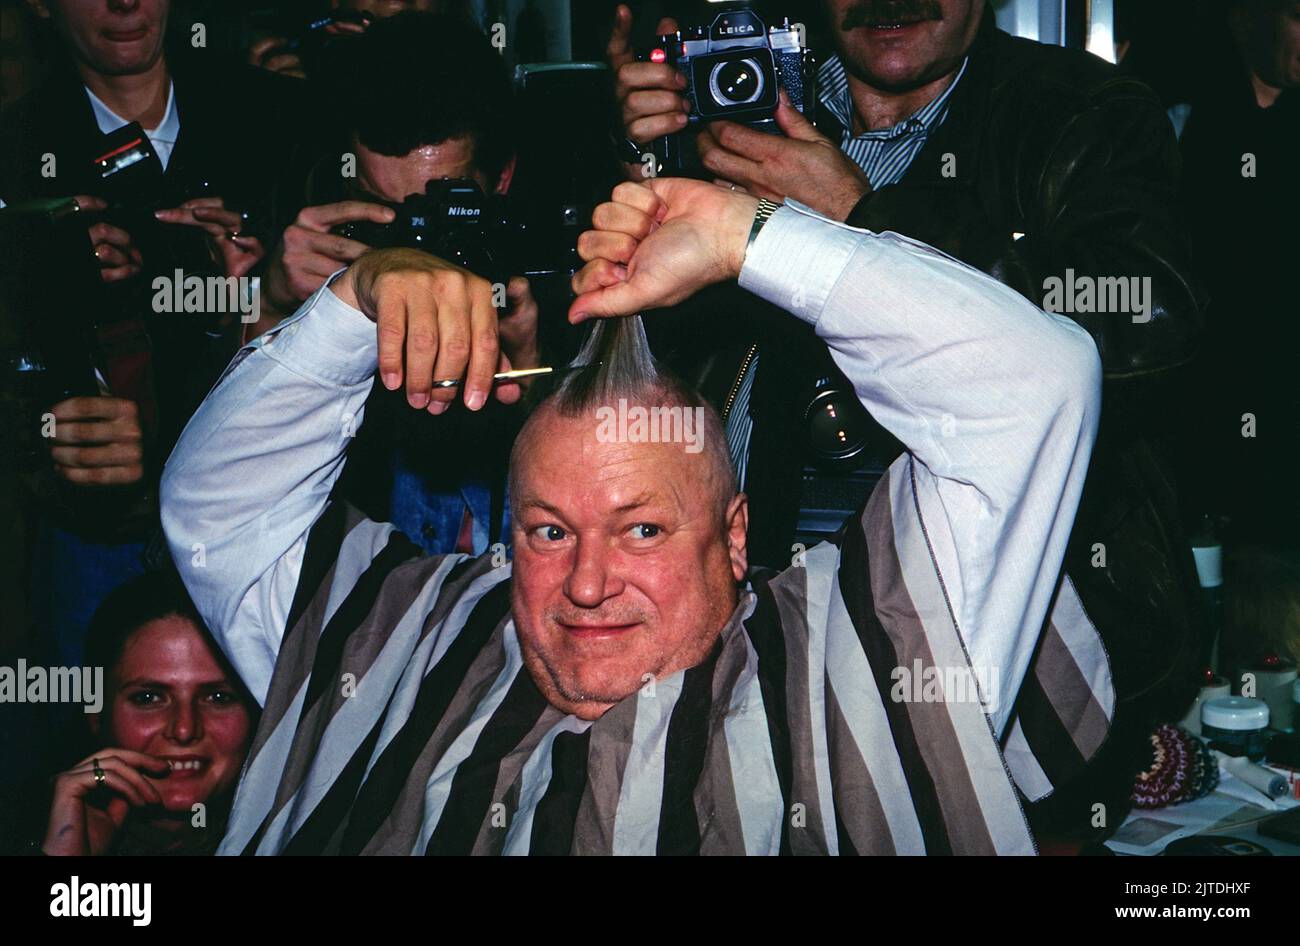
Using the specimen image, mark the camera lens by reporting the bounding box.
[805,386,870,465]
[709,58,765,106]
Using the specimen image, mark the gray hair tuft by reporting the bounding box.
[550,315,662,415]
[511,315,739,519]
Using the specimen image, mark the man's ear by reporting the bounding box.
[493,155,518,195]
[725,492,749,583]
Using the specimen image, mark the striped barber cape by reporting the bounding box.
[219,465,1114,856]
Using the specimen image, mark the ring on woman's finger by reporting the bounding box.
[92,758,105,786]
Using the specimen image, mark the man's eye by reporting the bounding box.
[628,523,661,540]
[207,690,237,706]
[531,525,567,542]
[128,691,163,707]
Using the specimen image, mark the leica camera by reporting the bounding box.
[649,1,816,174]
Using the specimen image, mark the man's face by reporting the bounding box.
[354,134,503,203]
[510,407,747,720]
[824,0,983,92]
[37,0,169,78]
[1238,1,1300,90]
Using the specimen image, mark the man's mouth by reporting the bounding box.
[558,621,642,641]
[104,26,149,43]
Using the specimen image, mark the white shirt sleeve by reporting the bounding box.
[160,274,377,702]
[739,201,1101,734]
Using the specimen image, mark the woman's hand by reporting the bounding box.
[42,749,169,856]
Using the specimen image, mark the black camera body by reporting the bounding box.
[650,2,815,174]
[88,122,217,276]
[334,179,516,285]
[91,122,166,203]
[334,178,584,288]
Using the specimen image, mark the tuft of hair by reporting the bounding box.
[550,314,662,415]
[512,316,739,518]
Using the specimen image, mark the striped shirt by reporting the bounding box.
[818,53,969,189]
[162,203,1112,855]
[723,55,969,478]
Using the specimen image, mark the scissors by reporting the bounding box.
[429,365,591,389]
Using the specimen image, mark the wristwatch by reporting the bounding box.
[746,198,781,256]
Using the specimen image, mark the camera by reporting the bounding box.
[793,372,902,549]
[333,178,579,287]
[649,1,816,174]
[334,179,514,285]
[0,199,105,475]
[87,122,221,277]
[243,5,373,78]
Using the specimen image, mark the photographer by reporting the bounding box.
[609,0,1206,842]
[0,0,308,274]
[257,11,541,556]
[0,0,313,668]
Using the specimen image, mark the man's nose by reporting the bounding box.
[166,700,202,744]
[109,0,141,14]
[563,537,624,607]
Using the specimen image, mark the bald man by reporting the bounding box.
[161,180,1111,855]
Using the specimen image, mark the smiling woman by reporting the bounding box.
[31,569,257,856]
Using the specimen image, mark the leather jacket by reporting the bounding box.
[840,24,1203,381]
[670,18,1208,833]
[845,18,1209,722]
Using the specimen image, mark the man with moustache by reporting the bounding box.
[610,0,1206,840]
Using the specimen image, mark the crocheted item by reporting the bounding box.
[1132,724,1220,809]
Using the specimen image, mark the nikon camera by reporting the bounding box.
[333,178,577,288]
[650,1,816,174]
